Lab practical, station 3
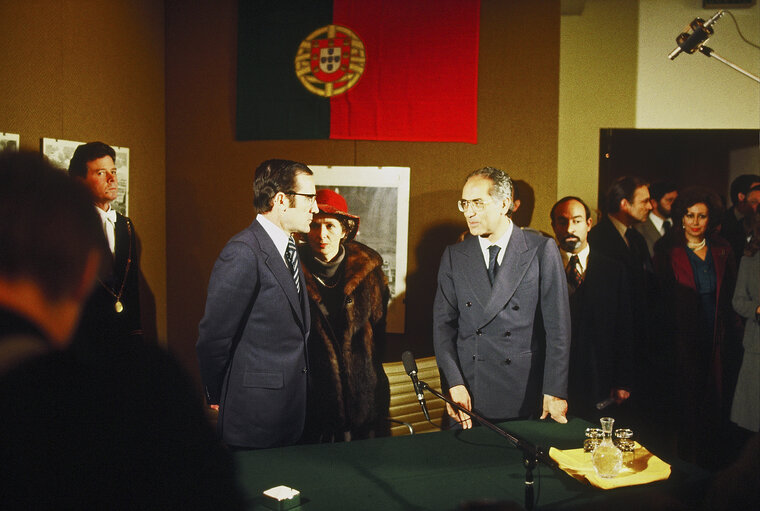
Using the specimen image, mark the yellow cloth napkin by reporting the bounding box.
[549,442,671,490]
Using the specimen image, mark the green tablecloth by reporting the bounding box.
[234,418,709,510]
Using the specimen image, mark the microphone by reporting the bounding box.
[401,351,430,421]
[668,11,724,60]
[595,397,616,410]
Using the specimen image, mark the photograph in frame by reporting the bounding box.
[1,132,20,152]
[309,165,410,334]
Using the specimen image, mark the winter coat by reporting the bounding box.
[299,240,390,441]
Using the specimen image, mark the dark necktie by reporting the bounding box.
[662,219,672,234]
[566,254,583,292]
[285,237,301,296]
[487,245,500,285]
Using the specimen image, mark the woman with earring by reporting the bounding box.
[298,189,391,443]
[654,187,742,467]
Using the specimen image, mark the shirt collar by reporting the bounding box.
[608,214,629,242]
[256,214,291,259]
[560,243,590,272]
[96,206,117,224]
[477,219,513,266]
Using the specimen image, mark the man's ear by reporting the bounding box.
[737,192,746,203]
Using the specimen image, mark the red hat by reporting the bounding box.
[315,188,360,240]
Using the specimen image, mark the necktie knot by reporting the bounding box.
[487,245,500,285]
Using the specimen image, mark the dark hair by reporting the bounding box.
[605,176,648,214]
[671,186,724,239]
[550,196,591,223]
[0,150,106,300]
[649,181,678,202]
[253,159,313,214]
[466,167,515,213]
[729,174,760,205]
[68,142,116,178]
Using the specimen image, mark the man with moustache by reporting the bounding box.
[550,197,634,420]
[69,142,143,348]
[197,159,320,449]
[636,181,678,258]
[434,167,571,428]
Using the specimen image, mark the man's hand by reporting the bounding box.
[209,404,219,411]
[613,388,630,405]
[447,385,473,429]
[540,394,568,423]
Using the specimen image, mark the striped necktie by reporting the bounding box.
[285,237,301,296]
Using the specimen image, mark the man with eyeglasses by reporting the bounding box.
[433,167,571,428]
[197,159,319,449]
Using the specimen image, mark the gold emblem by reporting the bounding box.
[115,300,123,313]
[295,24,366,98]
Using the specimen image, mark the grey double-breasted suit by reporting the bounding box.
[433,227,571,420]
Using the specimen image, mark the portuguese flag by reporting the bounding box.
[236,0,480,143]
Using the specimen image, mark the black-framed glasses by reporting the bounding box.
[284,191,317,205]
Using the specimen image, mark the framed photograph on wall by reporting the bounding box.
[42,138,130,216]
[309,165,410,334]
[1,132,20,151]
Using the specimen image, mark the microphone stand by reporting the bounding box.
[419,381,556,511]
[698,46,760,83]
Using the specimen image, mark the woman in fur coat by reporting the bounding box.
[298,189,390,442]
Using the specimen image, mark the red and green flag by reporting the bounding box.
[236,0,480,143]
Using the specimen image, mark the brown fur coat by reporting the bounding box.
[299,241,390,441]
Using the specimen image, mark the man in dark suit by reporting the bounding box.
[550,197,634,421]
[722,174,760,264]
[197,159,319,449]
[635,181,678,258]
[587,176,653,320]
[434,167,571,428]
[69,142,142,348]
[588,177,671,443]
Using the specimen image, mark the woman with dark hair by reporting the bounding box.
[730,211,760,433]
[298,189,391,442]
[654,186,742,466]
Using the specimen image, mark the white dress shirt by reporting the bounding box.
[477,220,514,269]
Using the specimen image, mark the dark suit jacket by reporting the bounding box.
[567,250,634,418]
[74,213,142,349]
[634,216,663,258]
[196,219,311,448]
[587,216,662,396]
[433,227,571,420]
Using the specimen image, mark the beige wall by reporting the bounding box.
[558,0,639,214]
[165,0,561,378]
[0,0,167,342]
[558,0,760,211]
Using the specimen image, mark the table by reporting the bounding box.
[234,418,709,510]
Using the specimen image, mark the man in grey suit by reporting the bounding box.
[197,159,319,449]
[433,167,571,428]
[635,181,678,258]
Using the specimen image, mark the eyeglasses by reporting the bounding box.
[457,199,492,212]
[285,191,317,205]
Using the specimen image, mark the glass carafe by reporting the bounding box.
[591,417,623,478]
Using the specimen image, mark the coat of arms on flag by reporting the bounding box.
[295,24,366,97]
